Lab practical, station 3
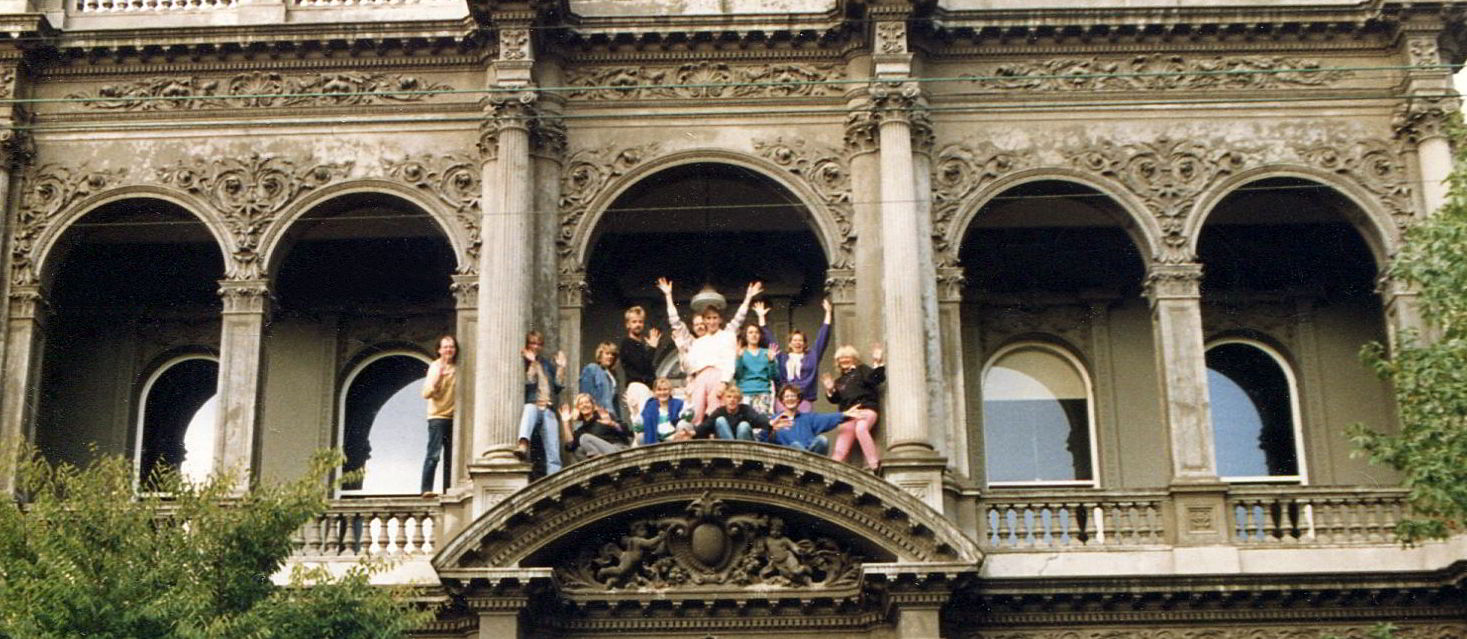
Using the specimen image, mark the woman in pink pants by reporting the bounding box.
[821,344,885,472]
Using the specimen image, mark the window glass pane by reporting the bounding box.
[342,356,430,495]
[983,348,1092,483]
[140,358,218,487]
[1207,343,1299,478]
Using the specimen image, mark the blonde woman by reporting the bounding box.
[579,341,621,421]
[821,344,885,472]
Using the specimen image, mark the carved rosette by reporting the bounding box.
[385,153,481,268]
[557,142,661,260]
[930,143,1026,266]
[157,153,352,279]
[10,164,129,286]
[964,54,1350,92]
[1067,138,1249,263]
[66,72,454,111]
[753,137,854,268]
[564,62,846,101]
[554,493,860,592]
[1295,139,1415,228]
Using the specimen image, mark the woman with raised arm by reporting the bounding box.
[754,297,832,413]
[734,322,777,415]
[559,393,631,461]
[821,343,885,473]
[658,277,763,425]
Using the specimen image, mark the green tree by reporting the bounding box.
[0,449,433,638]
[1351,122,1467,544]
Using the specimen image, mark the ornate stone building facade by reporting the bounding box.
[1,0,1465,636]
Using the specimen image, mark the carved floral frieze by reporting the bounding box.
[385,153,481,268]
[558,142,661,259]
[554,493,860,592]
[931,142,1026,265]
[563,62,846,101]
[157,153,352,279]
[66,72,453,111]
[979,303,1094,356]
[1295,138,1414,228]
[965,55,1350,92]
[753,137,854,268]
[11,164,129,286]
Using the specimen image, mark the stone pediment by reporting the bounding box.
[434,442,981,609]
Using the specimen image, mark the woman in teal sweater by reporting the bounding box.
[734,323,777,415]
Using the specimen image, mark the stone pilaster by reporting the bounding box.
[1377,271,1431,349]
[1393,29,1459,216]
[215,278,271,491]
[0,286,44,495]
[844,99,882,351]
[935,267,969,479]
[450,272,478,490]
[1144,262,1227,545]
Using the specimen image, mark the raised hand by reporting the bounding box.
[522,348,536,363]
[554,350,568,369]
[822,297,833,317]
[656,277,674,296]
[745,281,764,300]
[558,404,573,424]
[646,326,662,348]
[821,373,835,392]
[870,343,884,365]
[752,300,769,319]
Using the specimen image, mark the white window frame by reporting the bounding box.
[1205,338,1308,485]
[980,342,1100,489]
[133,354,220,491]
[336,350,434,498]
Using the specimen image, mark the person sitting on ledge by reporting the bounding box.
[640,377,693,444]
[695,384,772,442]
[560,392,631,461]
[769,384,848,456]
[821,343,885,473]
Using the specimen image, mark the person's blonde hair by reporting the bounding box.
[653,377,673,391]
[624,306,645,322]
[720,383,742,398]
[833,345,862,364]
[594,341,619,362]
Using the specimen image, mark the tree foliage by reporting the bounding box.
[1351,120,1467,544]
[0,449,433,639]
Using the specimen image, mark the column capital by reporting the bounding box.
[1392,96,1459,144]
[217,279,272,314]
[557,264,587,308]
[7,286,44,320]
[0,127,32,172]
[824,268,856,304]
[1143,262,1204,305]
[452,272,480,310]
[936,266,965,304]
[843,103,880,157]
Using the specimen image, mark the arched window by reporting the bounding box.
[1206,341,1304,482]
[981,344,1096,486]
[136,356,219,487]
[340,353,432,495]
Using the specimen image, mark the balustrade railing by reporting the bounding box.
[1227,486,1409,545]
[74,0,235,12]
[979,489,1169,550]
[292,498,439,559]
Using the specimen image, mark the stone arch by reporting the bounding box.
[30,185,234,289]
[565,148,849,270]
[435,442,982,576]
[1186,165,1398,268]
[258,179,472,279]
[946,168,1163,263]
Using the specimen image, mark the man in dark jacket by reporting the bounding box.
[696,384,772,441]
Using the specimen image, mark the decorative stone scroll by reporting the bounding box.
[554,493,860,592]
[1295,138,1414,229]
[930,142,1026,266]
[563,62,846,101]
[753,137,854,268]
[1067,138,1250,263]
[157,152,352,279]
[964,55,1350,92]
[385,154,482,268]
[498,28,530,62]
[67,72,453,111]
[10,164,129,286]
[556,142,661,259]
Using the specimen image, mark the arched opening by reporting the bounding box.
[1198,177,1392,485]
[35,198,224,470]
[981,344,1095,485]
[137,356,219,487]
[265,192,456,485]
[957,180,1152,488]
[1206,340,1302,482]
[340,352,432,495]
[581,161,829,410]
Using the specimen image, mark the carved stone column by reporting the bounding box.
[215,279,271,490]
[1144,262,1227,546]
[844,100,882,350]
[557,263,585,403]
[1394,31,1459,216]
[1377,272,1431,350]
[824,267,857,351]
[935,267,968,479]
[450,273,478,484]
[0,286,45,495]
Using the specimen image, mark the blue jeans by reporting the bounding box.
[714,417,755,441]
[420,418,452,493]
[807,433,829,455]
[519,404,562,474]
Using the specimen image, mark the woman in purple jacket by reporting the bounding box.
[752,298,832,413]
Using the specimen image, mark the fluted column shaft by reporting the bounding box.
[877,108,932,457]
[216,279,270,489]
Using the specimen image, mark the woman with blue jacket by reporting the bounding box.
[578,341,621,422]
[639,378,690,445]
[753,298,832,413]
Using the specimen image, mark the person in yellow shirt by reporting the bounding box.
[419,334,457,498]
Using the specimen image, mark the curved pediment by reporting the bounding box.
[435,442,982,592]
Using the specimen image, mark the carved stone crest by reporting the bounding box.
[157,153,352,279]
[384,154,481,268]
[498,28,530,61]
[875,21,906,55]
[753,137,853,268]
[564,62,846,101]
[965,55,1349,92]
[554,493,860,592]
[557,142,660,259]
[11,164,129,286]
[67,72,453,111]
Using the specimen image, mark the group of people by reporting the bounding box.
[415,279,887,497]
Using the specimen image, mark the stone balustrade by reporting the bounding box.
[1227,486,1410,545]
[979,488,1170,550]
[291,498,440,559]
[74,0,234,12]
